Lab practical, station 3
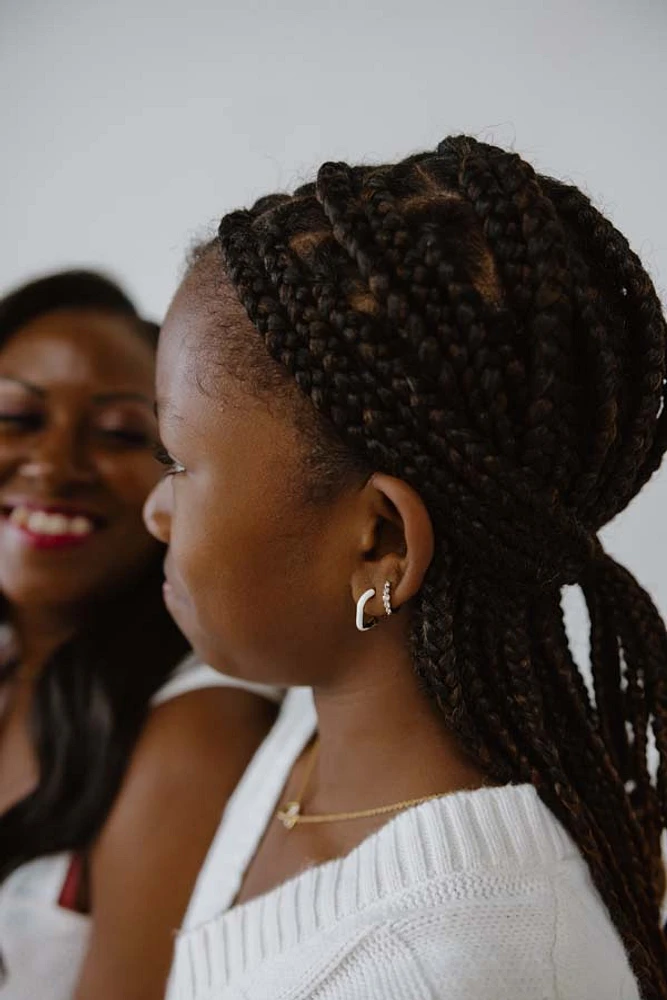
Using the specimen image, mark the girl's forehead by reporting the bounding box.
[159,280,207,369]
[161,265,277,393]
[157,290,246,422]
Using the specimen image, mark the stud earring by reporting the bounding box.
[382,580,393,617]
[355,588,377,632]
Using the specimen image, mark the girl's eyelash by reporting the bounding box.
[153,443,172,465]
[153,442,185,475]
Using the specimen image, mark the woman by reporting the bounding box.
[146,138,667,999]
[0,271,277,1000]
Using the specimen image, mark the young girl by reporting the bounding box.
[146,137,667,998]
[0,271,277,1000]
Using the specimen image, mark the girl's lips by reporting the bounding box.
[163,577,188,608]
[162,578,179,603]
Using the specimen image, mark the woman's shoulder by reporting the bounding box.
[151,653,284,708]
[94,661,282,881]
[125,663,281,803]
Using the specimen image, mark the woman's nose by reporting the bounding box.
[143,478,172,544]
[20,425,97,488]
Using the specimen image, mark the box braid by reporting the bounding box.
[204,136,667,996]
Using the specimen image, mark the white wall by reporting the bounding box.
[1,0,666,637]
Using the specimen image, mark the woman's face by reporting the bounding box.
[144,274,365,687]
[0,308,162,610]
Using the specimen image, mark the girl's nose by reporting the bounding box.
[143,477,172,544]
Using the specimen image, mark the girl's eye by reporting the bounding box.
[153,442,186,476]
[0,413,43,431]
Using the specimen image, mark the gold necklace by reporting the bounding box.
[276,737,447,830]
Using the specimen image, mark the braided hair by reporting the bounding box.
[200,138,667,996]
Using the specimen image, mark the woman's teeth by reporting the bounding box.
[8,506,95,537]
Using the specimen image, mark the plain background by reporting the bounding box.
[1,0,666,661]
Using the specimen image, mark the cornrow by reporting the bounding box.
[211,136,667,996]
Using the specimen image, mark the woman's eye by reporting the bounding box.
[97,427,154,449]
[153,442,186,476]
[0,412,44,432]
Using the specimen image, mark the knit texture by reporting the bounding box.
[169,688,640,1000]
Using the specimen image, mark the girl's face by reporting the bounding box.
[0,308,162,611]
[144,274,367,687]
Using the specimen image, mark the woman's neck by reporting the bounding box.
[6,604,79,678]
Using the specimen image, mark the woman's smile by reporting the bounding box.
[1,498,107,550]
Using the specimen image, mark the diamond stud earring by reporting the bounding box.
[382,580,393,616]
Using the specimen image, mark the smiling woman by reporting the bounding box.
[0,271,278,1000]
[0,306,162,611]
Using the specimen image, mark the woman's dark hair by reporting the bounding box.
[0,270,188,881]
[198,138,667,996]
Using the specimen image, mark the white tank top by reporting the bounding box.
[0,658,282,1000]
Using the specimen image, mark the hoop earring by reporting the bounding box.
[382,580,393,616]
[355,588,377,632]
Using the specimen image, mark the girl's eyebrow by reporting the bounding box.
[154,398,184,422]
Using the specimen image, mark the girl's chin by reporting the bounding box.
[161,585,206,650]
[162,578,192,610]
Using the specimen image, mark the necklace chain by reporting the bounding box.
[276,737,446,830]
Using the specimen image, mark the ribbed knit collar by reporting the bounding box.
[172,688,577,998]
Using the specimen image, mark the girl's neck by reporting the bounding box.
[236,631,493,909]
[307,644,487,818]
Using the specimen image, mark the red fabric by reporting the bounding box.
[58,853,84,911]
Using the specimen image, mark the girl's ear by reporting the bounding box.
[350,473,434,619]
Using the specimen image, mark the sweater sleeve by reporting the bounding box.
[371,875,639,1000]
[316,892,561,1000]
[551,866,640,1000]
[303,874,639,1000]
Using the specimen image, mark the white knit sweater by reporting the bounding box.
[168,687,640,1000]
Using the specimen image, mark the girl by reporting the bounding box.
[0,271,277,1000]
[146,138,667,998]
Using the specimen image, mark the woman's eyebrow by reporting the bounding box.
[0,374,45,397]
[0,378,155,411]
[92,392,155,408]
